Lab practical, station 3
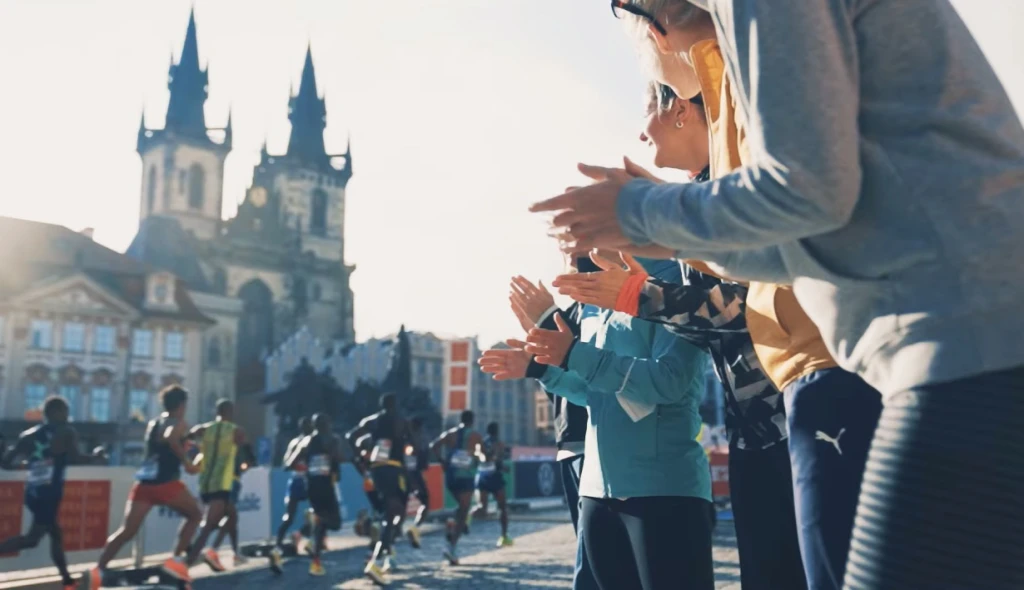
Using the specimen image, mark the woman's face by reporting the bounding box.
[640,99,710,174]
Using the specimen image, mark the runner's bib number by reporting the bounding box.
[135,458,159,482]
[370,439,392,463]
[404,455,418,470]
[27,460,54,486]
[450,450,473,470]
[478,461,495,473]
[308,455,332,477]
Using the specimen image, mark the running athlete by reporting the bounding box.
[85,386,202,589]
[187,399,246,573]
[403,416,431,549]
[430,410,481,565]
[270,417,315,573]
[346,393,412,586]
[0,397,106,590]
[473,422,512,548]
[286,413,344,577]
[208,442,255,567]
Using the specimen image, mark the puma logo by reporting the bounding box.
[815,428,846,455]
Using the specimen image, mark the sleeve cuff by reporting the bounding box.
[536,305,559,328]
[526,358,548,380]
[616,178,658,247]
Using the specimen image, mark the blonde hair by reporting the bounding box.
[621,1,711,78]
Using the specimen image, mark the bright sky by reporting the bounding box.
[1,1,1022,347]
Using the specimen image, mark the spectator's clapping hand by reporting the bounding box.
[509,277,554,332]
[552,251,647,313]
[478,340,532,381]
[525,314,575,367]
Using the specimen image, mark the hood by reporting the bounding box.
[688,0,709,9]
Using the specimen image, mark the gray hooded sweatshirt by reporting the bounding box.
[617,0,1024,398]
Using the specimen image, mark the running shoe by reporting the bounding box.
[406,525,422,549]
[496,535,514,548]
[268,547,283,575]
[233,553,248,567]
[202,548,226,572]
[291,530,303,547]
[381,555,395,573]
[443,543,459,566]
[309,558,326,577]
[63,579,77,590]
[81,568,103,590]
[160,557,192,582]
[364,561,387,586]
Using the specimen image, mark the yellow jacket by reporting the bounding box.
[689,39,836,390]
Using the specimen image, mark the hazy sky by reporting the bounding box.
[1,1,1022,347]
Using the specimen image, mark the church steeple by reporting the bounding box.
[165,8,209,139]
[286,44,328,166]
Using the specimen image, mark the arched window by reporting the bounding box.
[188,164,205,210]
[237,279,274,365]
[146,165,158,214]
[310,189,328,235]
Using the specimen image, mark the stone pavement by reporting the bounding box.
[178,511,742,589]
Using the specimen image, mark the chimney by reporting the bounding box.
[80,227,95,240]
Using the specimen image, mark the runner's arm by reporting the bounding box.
[186,424,206,440]
[284,436,309,469]
[57,428,107,465]
[167,421,201,474]
[0,437,31,470]
[429,431,453,460]
[344,414,376,448]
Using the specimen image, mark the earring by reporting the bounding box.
[675,122,684,129]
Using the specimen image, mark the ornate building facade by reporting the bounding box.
[125,10,356,436]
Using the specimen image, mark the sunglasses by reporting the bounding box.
[611,0,668,36]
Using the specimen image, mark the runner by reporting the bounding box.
[430,410,481,566]
[473,422,512,548]
[208,441,255,567]
[187,399,246,573]
[345,393,412,586]
[351,434,383,550]
[0,396,106,590]
[269,416,314,573]
[84,386,202,590]
[285,413,344,577]
[403,416,431,549]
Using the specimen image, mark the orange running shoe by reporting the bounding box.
[82,567,103,590]
[202,548,226,572]
[161,557,192,582]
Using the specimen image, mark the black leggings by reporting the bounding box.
[581,496,714,590]
[844,366,1024,590]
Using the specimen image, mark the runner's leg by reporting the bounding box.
[96,500,152,569]
[276,496,300,546]
[0,523,46,554]
[453,490,473,546]
[47,524,74,586]
[182,496,218,564]
[495,488,509,538]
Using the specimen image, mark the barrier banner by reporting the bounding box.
[0,467,132,572]
[0,482,25,557]
[512,460,563,499]
[59,480,111,552]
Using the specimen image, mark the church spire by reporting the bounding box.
[165,7,209,139]
[286,44,328,166]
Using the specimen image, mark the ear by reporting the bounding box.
[649,24,673,55]
[673,99,693,126]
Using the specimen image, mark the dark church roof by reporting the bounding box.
[125,216,212,292]
[0,216,212,325]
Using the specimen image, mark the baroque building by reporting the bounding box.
[125,10,356,436]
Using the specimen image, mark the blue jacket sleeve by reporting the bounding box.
[538,366,590,408]
[565,323,706,406]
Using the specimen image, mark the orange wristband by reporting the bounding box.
[614,273,649,316]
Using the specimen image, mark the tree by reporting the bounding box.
[263,357,345,463]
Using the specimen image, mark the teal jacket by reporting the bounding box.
[539,259,711,500]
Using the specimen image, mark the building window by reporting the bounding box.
[188,164,205,209]
[59,385,80,421]
[478,390,487,409]
[178,169,186,194]
[146,165,158,213]
[164,331,185,361]
[30,320,53,349]
[90,388,111,422]
[132,329,153,358]
[505,392,514,412]
[207,338,221,367]
[518,394,528,416]
[310,189,328,235]
[93,325,116,355]
[62,322,85,352]
[129,390,150,420]
[24,384,47,413]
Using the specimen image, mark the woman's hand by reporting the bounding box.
[478,339,532,381]
[509,277,555,331]
[525,314,576,367]
[552,251,647,312]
